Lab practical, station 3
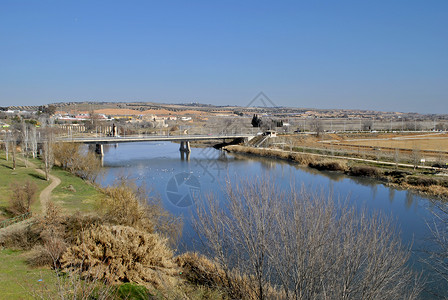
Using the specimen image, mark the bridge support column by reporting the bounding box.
[95,143,104,156]
[179,141,191,153]
[180,151,190,161]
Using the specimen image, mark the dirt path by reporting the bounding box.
[35,169,61,214]
[20,159,61,214]
[0,160,61,238]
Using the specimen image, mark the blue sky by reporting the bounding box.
[0,1,447,113]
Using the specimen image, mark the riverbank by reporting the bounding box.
[224,145,448,199]
[0,150,227,299]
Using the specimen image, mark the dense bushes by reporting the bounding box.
[406,176,439,187]
[61,225,178,288]
[53,142,102,182]
[100,180,182,243]
[348,165,381,177]
[309,160,348,171]
[8,180,38,215]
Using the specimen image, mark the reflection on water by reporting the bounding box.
[389,188,395,204]
[99,142,447,298]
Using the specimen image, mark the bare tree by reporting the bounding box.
[310,118,323,137]
[30,125,38,159]
[394,148,400,168]
[11,131,17,170]
[194,178,422,300]
[362,119,373,131]
[21,121,29,167]
[425,201,448,296]
[4,131,10,161]
[410,147,421,170]
[43,131,54,181]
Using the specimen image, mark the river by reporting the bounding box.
[99,141,446,298]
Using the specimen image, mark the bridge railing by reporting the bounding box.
[55,132,258,142]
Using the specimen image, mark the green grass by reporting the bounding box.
[0,151,103,218]
[0,249,57,300]
[0,153,49,218]
[51,166,103,212]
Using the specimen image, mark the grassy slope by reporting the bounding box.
[0,249,57,300]
[0,151,103,299]
[0,151,102,217]
[49,167,103,212]
[0,153,49,218]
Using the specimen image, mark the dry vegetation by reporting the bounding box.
[3,135,448,298]
[8,180,38,216]
[194,178,422,299]
[341,135,448,152]
[225,144,448,198]
[61,224,178,288]
[100,179,182,243]
[53,142,102,182]
[0,176,186,298]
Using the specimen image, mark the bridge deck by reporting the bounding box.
[57,134,254,144]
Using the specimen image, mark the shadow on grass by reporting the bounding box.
[1,163,13,170]
[28,173,46,181]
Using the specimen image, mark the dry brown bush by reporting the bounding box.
[226,145,319,166]
[176,252,226,289]
[53,142,102,182]
[406,176,438,187]
[61,224,179,289]
[53,142,81,172]
[0,223,41,249]
[8,180,38,215]
[176,252,283,300]
[289,152,317,165]
[308,159,348,171]
[61,212,103,245]
[101,179,182,243]
[349,165,381,177]
[28,202,69,267]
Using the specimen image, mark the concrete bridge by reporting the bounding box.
[56,134,255,156]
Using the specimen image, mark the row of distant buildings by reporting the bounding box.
[54,112,193,123]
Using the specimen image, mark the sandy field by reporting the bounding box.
[340,134,448,152]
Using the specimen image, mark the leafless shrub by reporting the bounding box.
[349,165,381,177]
[42,128,55,181]
[175,252,277,299]
[28,202,68,267]
[53,142,101,182]
[194,178,422,300]
[225,145,319,166]
[8,180,38,215]
[0,223,41,249]
[406,176,438,187]
[410,147,421,170]
[101,179,182,243]
[176,252,224,288]
[425,201,448,293]
[311,119,324,137]
[308,159,348,171]
[61,224,179,289]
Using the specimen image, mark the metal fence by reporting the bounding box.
[0,212,33,229]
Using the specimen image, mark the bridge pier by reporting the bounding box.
[180,151,190,161]
[179,141,191,153]
[95,143,104,156]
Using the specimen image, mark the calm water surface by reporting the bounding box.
[99,141,446,297]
